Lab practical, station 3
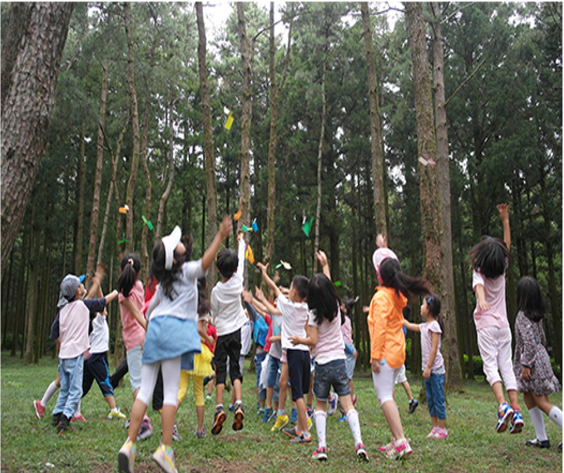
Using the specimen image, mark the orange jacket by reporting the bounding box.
[367,286,407,369]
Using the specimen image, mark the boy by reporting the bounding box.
[210,232,249,434]
[51,273,118,433]
[258,262,312,444]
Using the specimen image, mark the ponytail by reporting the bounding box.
[117,253,141,298]
[379,257,430,300]
[197,277,211,316]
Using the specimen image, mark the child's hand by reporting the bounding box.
[522,366,531,381]
[93,264,105,282]
[316,250,328,268]
[279,286,289,295]
[477,297,491,311]
[362,305,370,313]
[255,286,265,300]
[289,335,302,346]
[376,234,386,248]
[353,348,358,359]
[497,203,510,222]
[371,359,381,373]
[257,262,269,274]
[219,215,233,239]
[273,271,280,284]
[423,367,431,379]
[242,289,252,304]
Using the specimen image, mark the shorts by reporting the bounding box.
[286,349,310,402]
[394,364,407,385]
[214,329,242,385]
[313,359,350,401]
[345,351,356,380]
[126,344,143,393]
[266,356,282,388]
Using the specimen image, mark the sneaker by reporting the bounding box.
[408,398,419,414]
[211,407,226,435]
[205,393,212,402]
[195,426,206,439]
[327,393,338,416]
[509,410,524,434]
[306,406,313,418]
[56,415,74,434]
[271,413,289,431]
[525,438,550,449]
[233,404,245,431]
[124,418,131,429]
[283,426,300,438]
[385,438,412,459]
[108,408,126,420]
[337,414,346,422]
[289,432,312,444]
[496,402,514,433]
[137,417,154,441]
[433,428,449,439]
[290,408,298,423]
[228,403,236,413]
[118,438,136,473]
[51,413,62,427]
[312,446,328,461]
[71,414,88,422]
[379,437,396,453]
[262,407,273,422]
[172,424,181,441]
[426,427,439,439]
[33,400,45,419]
[356,442,369,461]
[153,443,178,473]
[307,416,312,431]
[257,407,266,417]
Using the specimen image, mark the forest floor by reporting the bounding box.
[1,351,562,473]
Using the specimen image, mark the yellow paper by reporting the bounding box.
[225,112,234,130]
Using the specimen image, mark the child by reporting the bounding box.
[469,203,523,434]
[209,230,249,435]
[368,256,430,459]
[51,273,118,433]
[291,251,368,461]
[117,253,152,440]
[259,262,312,444]
[403,295,447,439]
[118,217,231,473]
[393,307,418,414]
[513,276,562,449]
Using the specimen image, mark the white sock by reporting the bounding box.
[346,409,363,445]
[314,410,327,448]
[549,406,563,429]
[235,399,242,406]
[41,381,59,406]
[529,407,548,440]
[74,400,81,417]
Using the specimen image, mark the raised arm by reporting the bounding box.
[316,251,331,280]
[201,215,232,272]
[255,286,281,315]
[257,262,281,298]
[497,204,510,251]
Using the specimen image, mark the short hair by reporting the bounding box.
[469,236,509,279]
[216,248,238,278]
[516,276,545,322]
[291,275,309,300]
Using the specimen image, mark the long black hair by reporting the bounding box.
[150,234,194,299]
[379,257,430,300]
[117,253,141,298]
[516,276,545,323]
[469,236,509,279]
[307,273,341,325]
[197,277,211,317]
[425,295,445,339]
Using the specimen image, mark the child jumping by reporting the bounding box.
[368,256,430,459]
[118,216,232,473]
[291,251,368,461]
[513,276,562,449]
[469,204,523,434]
[403,295,447,439]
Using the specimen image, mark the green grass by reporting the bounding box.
[2,351,561,472]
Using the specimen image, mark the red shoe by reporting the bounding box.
[71,414,88,422]
[33,400,45,419]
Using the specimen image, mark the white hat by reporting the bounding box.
[162,226,182,270]
[372,247,399,283]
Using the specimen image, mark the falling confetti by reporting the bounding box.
[119,205,129,214]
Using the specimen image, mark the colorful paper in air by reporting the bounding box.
[252,219,258,232]
[334,281,341,287]
[142,215,154,231]
[119,205,129,214]
[225,112,234,130]
[245,244,255,264]
[234,203,242,221]
[302,216,314,238]
[242,225,249,232]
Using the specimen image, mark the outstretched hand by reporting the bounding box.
[219,215,233,239]
[257,262,269,274]
[376,234,386,248]
[496,204,510,222]
[316,250,328,268]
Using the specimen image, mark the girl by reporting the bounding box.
[118,216,231,473]
[513,276,562,449]
[469,204,523,434]
[403,295,447,439]
[368,256,430,459]
[290,252,368,462]
[117,253,152,440]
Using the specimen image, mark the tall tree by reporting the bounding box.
[1,2,74,275]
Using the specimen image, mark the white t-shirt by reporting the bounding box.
[309,308,345,365]
[277,294,309,352]
[150,259,205,322]
[420,320,444,372]
[240,318,252,356]
[89,313,109,354]
[210,239,248,336]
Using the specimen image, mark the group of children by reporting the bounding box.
[35,203,561,472]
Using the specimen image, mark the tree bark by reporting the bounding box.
[24,197,40,364]
[430,2,463,388]
[139,98,152,281]
[196,1,218,287]
[1,2,74,276]
[156,98,176,239]
[361,2,388,242]
[74,124,86,274]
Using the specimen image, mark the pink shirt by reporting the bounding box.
[472,270,509,331]
[309,309,345,365]
[119,279,145,351]
[341,315,353,346]
[420,320,444,371]
[58,300,90,359]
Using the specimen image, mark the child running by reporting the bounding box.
[118,216,232,473]
[403,295,447,439]
[291,251,368,461]
[469,204,523,434]
[513,276,562,449]
[368,256,430,459]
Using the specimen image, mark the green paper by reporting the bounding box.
[118,238,129,244]
[302,216,314,238]
[242,225,249,232]
[334,281,341,287]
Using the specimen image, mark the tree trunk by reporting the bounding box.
[1,2,74,275]
[74,124,86,274]
[361,2,388,242]
[123,2,141,253]
[196,2,218,288]
[139,98,152,281]
[430,2,463,389]
[24,198,41,364]
[156,98,176,239]
[86,60,109,284]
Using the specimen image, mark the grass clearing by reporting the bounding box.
[1,352,561,472]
